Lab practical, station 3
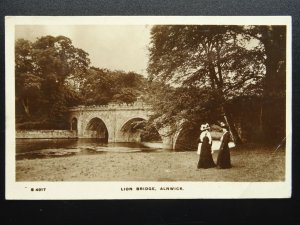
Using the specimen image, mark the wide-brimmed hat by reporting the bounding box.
[200,123,210,131]
[220,122,229,130]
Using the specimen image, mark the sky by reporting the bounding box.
[15,25,152,76]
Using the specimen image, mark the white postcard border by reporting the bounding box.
[5,16,292,199]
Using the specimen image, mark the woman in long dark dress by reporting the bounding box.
[216,123,232,169]
[197,124,215,169]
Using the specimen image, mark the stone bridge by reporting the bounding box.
[69,101,184,149]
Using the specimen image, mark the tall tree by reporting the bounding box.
[243,26,286,142]
[15,39,43,118]
[15,36,90,128]
[148,25,265,145]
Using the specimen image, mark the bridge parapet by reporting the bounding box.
[69,101,152,112]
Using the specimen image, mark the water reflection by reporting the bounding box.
[16,139,230,160]
[16,139,164,160]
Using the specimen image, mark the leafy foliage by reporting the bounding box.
[243,26,286,142]
[15,35,147,130]
[147,25,286,143]
[15,36,90,129]
[81,67,147,105]
[147,25,269,144]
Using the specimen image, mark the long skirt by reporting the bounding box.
[216,147,231,169]
[197,146,215,169]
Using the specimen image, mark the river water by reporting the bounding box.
[16,139,227,160]
[16,139,166,160]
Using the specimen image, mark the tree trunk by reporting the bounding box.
[222,104,242,146]
[207,60,242,146]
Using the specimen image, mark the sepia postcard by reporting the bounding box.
[5,16,292,199]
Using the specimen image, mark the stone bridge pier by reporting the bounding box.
[69,102,178,149]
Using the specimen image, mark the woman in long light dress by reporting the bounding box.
[197,124,215,169]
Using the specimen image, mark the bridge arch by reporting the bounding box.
[116,116,162,143]
[118,117,146,142]
[84,117,109,141]
[173,125,200,151]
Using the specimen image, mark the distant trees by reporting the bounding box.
[15,35,147,130]
[148,25,286,144]
[81,67,146,105]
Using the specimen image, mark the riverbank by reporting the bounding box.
[16,130,77,139]
[16,144,286,182]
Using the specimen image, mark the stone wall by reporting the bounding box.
[16,130,77,139]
